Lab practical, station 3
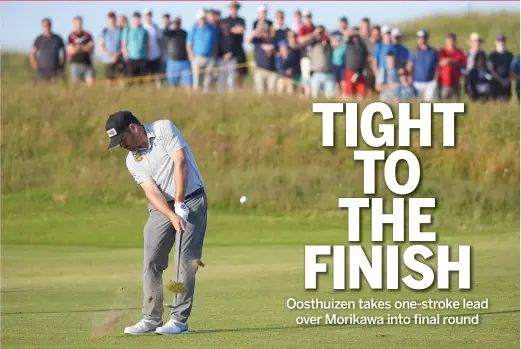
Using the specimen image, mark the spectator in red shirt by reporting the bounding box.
[438,32,466,99]
[296,9,315,96]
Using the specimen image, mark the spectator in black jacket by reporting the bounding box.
[344,27,369,99]
[217,19,236,93]
[467,51,492,101]
[163,16,192,90]
[275,40,299,93]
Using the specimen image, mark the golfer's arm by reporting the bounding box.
[141,180,176,218]
[171,149,188,203]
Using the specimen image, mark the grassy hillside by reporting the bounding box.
[1,12,520,227]
[396,11,520,53]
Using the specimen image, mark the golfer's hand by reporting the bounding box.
[169,214,186,233]
[174,202,190,222]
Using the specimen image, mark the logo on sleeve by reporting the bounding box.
[135,153,144,162]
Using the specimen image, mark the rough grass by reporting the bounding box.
[1,79,519,227]
[1,12,520,226]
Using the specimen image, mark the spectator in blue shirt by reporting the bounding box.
[186,9,218,93]
[122,12,149,81]
[330,16,348,96]
[390,28,409,70]
[248,24,277,94]
[394,68,417,101]
[98,11,123,84]
[275,40,299,93]
[407,29,439,101]
[511,55,520,100]
[373,25,392,88]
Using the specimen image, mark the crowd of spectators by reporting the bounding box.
[30,2,520,102]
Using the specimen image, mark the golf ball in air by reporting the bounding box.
[240,196,248,204]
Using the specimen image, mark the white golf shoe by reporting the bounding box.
[124,319,162,335]
[155,319,189,335]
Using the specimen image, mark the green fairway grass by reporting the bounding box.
[2,11,520,349]
[2,197,519,348]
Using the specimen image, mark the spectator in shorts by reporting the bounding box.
[275,39,299,94]
[122,12,149,82]
[378,50,399,101]
[390,28,409,70]
[143,9,163,87]
[248,25,277,94]
[394,68,417,102]
[187,9,218,93]
[31,18,66,82]
[216,16,237,94]
[305,26,335,99]
[487,34,514,101]
[224,1,248,87]
[330,17,348,96]
[98,11,123,85]
[163,16,192,91]
[467,52,492,102]
[273,10,289,48]
[296,9,315,96]
[291,10,302,33]
[407,30,439,101]
[373,26,392,93]
[67,16,95,86]
[344,27,369,100]
[438,32,467,99]
[511,55,520,100]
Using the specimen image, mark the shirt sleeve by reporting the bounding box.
[407,50,415,64]
[187,27,193,45]
[126,155,152,185]
[67,33,73,45]
[159,120,187,156]
[121,28,128,41]
[33,35,41,49]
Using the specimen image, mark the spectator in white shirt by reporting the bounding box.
[143,8,163,87]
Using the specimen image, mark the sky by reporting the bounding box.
[0,0,519,56]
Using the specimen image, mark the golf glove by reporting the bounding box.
[174,202,190,223]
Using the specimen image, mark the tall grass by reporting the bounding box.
[1,80,519,226]
[1,12,520,226]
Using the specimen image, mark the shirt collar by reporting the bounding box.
[135,124,155,153]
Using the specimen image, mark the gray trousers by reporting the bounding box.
[142,191,208,324]
[192,56,215,93]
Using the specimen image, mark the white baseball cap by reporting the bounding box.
[391,28,401,37]
[381,25,391,34]
[143,8,152,15]
[302,9,311,17]
[257,4,267,12]
[196,9,206,19]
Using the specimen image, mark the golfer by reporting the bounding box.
[105,110,207,335]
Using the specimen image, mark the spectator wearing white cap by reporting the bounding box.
[186,9,219,93]
[406,29,439,101]
[143,9,164,88]
[253,4,273,32]
[390,28,409,70]
[465,32,486,74]
[296,9,315,97]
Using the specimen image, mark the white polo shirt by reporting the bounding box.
[126,120,204,202]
